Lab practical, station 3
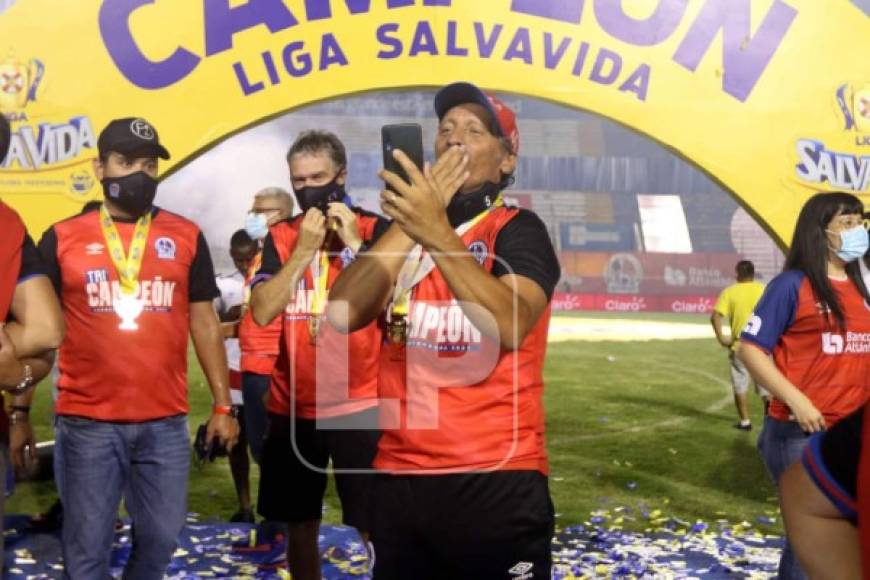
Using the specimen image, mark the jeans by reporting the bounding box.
[241,372,271,463]
[758,415,810,580]
[56,414,190,580]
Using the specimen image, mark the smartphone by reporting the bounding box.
[382,123,424,193]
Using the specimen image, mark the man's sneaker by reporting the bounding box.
[733,422,752,431]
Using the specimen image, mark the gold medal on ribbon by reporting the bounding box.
[388,316,407,346]
[308,247,331,347]
[386,196,504,353]
[387,315,408,362]
[308,315,322,346]
[99,205,152,331]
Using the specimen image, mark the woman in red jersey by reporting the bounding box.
[738,192,870,579]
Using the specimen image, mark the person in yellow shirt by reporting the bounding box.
[711,260,768,430]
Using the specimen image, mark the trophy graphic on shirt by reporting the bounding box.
[113,292,144,331]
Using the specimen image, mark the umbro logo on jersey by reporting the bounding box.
[509,561,534,579]
[85,243,105,256]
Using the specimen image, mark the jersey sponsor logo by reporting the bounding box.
[822,332,845,354]
[85,242,104,256]
[822,331,870,354]
[467,240,488,265]
[155,237,176,260]
[743,315,762,336]
[509,561,534,579]
[407,300,482,353]
[85,276,177,312]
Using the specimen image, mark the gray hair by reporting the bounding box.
[285,130,347,171]
[253,187,294,214]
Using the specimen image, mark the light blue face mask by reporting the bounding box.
[829,225,869,262]
[245,212,269,240]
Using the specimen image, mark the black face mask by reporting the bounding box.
[102,171,158,217]
[446,181,503,228]
[294,174,346,214]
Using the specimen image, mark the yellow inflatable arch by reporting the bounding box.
[0,0,868,244]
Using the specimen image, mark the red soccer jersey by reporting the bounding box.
[45,208,215,422]
[239,251,281,375]
[0,202,25,320]
[264,210,384,419]
[741,270,870,425]
[375,206,551,474]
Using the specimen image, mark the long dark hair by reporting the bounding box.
[784,191,870,329]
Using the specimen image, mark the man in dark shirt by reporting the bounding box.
[250,131,390,580]
[329,81,561,579]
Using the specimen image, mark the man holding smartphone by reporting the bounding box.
[250,130,390,580]
[329,82,560,579]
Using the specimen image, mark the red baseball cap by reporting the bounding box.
[434,82,519,154]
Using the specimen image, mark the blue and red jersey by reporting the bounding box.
[740,270,870,425]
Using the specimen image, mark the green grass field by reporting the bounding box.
[6,312,780,535]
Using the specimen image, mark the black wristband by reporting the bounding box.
[10,405,30,414]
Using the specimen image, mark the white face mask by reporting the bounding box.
[245,212,269,240]
[827,225,869,262]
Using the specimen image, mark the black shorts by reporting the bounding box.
[369,470,554,580]
[802,403,865,521]
[257,408,380,530]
